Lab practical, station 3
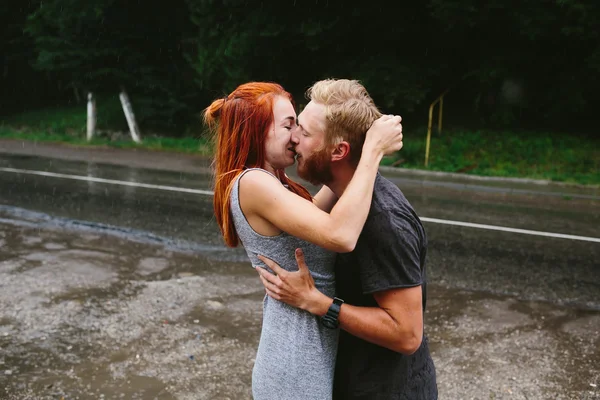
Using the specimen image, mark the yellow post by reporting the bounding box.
[425,103,434,167]
[438,96,443,134]
[424,90,449,167]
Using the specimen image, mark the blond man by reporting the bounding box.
[258,79,438,399]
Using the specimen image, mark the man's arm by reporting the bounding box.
[257,249,423,355]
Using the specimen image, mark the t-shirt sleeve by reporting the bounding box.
[355,210,423,294]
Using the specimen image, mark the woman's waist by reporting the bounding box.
[312,275,336,296]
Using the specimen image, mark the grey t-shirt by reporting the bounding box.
[230,168,338,400]
[333,174,438,400]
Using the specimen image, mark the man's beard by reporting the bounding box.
[297,147,334,186]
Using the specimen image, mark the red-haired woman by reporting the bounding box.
[204,82,402,399]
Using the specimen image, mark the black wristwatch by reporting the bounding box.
[321,297,344,329]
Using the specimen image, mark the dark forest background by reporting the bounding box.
[2,0,598,135]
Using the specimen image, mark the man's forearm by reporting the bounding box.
[305,291,422,355]
[259,256,423,355]
[338,304,421,354]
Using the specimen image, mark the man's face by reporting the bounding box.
[293,101,334,185]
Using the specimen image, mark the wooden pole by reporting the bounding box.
[119,90,142,143]
[425,89,449,166]
[425,102,434,167]
[86,92,96,142]
[438,96,443,134]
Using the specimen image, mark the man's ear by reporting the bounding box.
[331,141,351,162]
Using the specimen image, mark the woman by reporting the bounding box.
[204,82,402,399]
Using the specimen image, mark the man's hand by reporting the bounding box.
[256,248,331,316]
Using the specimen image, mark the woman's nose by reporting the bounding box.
[290,128,300,144]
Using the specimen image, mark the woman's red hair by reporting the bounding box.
[204,82,312,247]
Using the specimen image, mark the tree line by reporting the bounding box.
[1,0,598,134]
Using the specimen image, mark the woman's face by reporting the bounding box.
[263,96,298,173]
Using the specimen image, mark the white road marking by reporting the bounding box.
[0,167,213,195]
[419,217,599,243]
[2,167,598,243]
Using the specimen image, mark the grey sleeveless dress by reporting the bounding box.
[230,168,338,400]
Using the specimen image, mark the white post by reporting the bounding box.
[86,92,96,141]
[119,90,142,143]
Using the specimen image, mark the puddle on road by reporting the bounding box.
[0,212,598,399]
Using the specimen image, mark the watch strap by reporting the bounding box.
[322,297,344,329]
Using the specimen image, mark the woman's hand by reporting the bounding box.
[363,114,403,156]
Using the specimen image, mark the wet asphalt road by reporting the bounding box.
[1,149,598,308]
[0,141,599,399]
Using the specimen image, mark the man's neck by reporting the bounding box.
[327,164,357,198]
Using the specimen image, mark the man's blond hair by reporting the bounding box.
[306,79,382,165]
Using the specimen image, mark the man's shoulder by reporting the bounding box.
[372,174,410,206]
[364,175,426,243]
[368,175,416,224]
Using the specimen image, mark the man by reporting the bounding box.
[257,79,438,399]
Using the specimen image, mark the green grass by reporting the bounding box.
[1,104,598,185]
[2,95,126,134]
[380,129,600,186]
[0,98,212,155]
[0,126,212,155]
